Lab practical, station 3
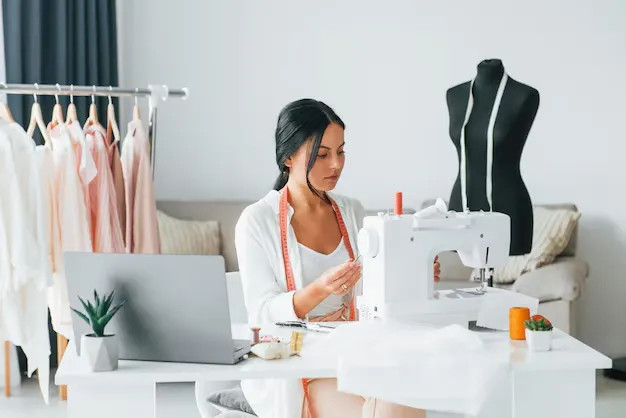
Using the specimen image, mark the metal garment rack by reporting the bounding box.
[0,82,187,399]
[0,83,189,176]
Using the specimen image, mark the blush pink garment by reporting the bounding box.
[66,121,97,234]
[107,123,126,243]
[83,122,125,253]
[47,123,93,338]
[120,120,160,253]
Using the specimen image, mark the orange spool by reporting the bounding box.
[509,307,530,340]
[395,192,403,215]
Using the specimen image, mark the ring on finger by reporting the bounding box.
[342,284,348,291]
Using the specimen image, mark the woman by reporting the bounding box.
[235,99,440,418]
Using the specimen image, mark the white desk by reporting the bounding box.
[56,324,611,418]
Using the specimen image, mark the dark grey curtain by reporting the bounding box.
[2,0,118,370]
[2,0,118,144]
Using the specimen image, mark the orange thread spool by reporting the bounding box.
[509,307,530,340]
[395,192,403,215]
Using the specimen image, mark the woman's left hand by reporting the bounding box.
[434,256,440,283]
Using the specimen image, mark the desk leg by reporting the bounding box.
[512,369,595,418]
[155,382,202,418]
[66,382,155,418]
[427,369,596,418]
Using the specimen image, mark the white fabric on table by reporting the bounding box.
[312,321,509,416]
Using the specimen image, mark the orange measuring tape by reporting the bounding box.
[279,187,356,417]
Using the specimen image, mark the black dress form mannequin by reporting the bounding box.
[447,59,539,256]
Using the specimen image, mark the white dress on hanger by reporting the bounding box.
[0,120,52,403]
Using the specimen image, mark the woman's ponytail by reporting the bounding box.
[273,168,289,191]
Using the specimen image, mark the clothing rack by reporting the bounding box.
[1,82,188,400]
[0,83,189,176]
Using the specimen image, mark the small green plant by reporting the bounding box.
[71,290,126,337]
[524,316,553,331]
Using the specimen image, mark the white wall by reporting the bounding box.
[118,0,626,356]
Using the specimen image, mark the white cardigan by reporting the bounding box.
[235,189,365,418]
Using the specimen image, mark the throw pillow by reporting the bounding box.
[208,385,256,416]
[487,207,581,284]
[156,210,221,255]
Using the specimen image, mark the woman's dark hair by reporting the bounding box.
[273,99,345,201]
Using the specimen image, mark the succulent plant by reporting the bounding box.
[524,315,553,332]
[71,290,126,337]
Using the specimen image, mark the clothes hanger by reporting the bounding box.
[132,88,141,121]
[0,82,15,122]
[106,86,121,145]
[26,83,50,144]
[66,84,78,123]
[49,83,64,130]
[85,85,98,126]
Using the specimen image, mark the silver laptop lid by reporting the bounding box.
[64,253,235,364]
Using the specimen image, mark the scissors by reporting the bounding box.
[275,321,334,332]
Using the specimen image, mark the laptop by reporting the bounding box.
[64,252,251,365]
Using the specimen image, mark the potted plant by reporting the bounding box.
[71,290,126,372]
[524,314,553,352]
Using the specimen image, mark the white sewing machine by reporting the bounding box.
[356,198,510,325]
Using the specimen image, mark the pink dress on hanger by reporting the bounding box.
[120,119,160,253]
[83,122,125,253]
[66,120,97,233]
[47,123,92,339]
[107,124,126,242]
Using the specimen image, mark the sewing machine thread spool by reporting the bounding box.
[251,327,261,345]
[395,192,403,215]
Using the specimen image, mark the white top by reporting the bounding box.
[298,240,349,317]
[0,120,52,403]
[234,189,365,418]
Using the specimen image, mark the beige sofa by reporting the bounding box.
[156,200,587,335]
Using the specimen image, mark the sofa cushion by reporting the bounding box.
[490,207,581,283]
[157,210,221,256]
[208,385,256,416]
[512,256,588,302]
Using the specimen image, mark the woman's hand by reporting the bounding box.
[293,261,361,319]
[434,255,441,283]
[316,261,361,296]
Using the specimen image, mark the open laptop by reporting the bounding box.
[64,252,251,365]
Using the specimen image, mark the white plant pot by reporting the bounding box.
[525,329,552,352]
[80,334,119,372]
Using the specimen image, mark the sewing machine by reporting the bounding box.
[356,199,510,325]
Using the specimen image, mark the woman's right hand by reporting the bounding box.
[316,261,361,296]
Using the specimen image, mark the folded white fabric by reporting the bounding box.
[414,198,448,219]
[327,321,509,416]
